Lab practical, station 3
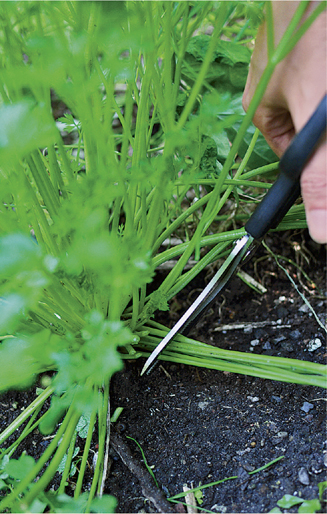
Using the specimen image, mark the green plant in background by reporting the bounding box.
[0,1,326,512]
[269,481,327,513]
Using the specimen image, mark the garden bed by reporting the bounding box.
[105,231,326,513]
[1,231,326,513]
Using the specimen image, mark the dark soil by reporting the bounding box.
[0,231,326,513]
[107,231,327,513]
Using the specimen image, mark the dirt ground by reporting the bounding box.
[107,231,327,513]
[0,231,326,513]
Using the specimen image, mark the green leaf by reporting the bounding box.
[277,494,304,509]
[0,479,9,491]
[0,234,42,280]
[298,499,321,513]
[39,392,70,435]
[0,330,64,392]
[90,495,118,513]
[51,313,128,409]
[182,36,251,92]
[28,497,48,513]
[44,492,88,513]
[43,492,117,513]
[0,100,57,164]
[0,454,9,472]
[223,118,278,168]
[76,413,93,439]
[194,487,204,505]
[318,481,327,501]
[57,114,81,133]
[57,447,79,476]
[0,294,26,334]
[186,36,251,66]
[5,454,36,480]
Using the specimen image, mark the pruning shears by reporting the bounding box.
[141,94,327,376]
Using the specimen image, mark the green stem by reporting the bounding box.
[85,385,109,512]
[23,411,80,508]
[58,429,78,494]
[46,145,67,197]
[157,1,317,298]
[171,2,190,108]
[131,286,139,331]
[138,332,327,387]
[265,1,275,60]
[27,151,59,219]
[0,387,54,445]
[162,1,174,132]
[152,193,212,255]
[194,127,260,259]
[0,404,74,512]
[152,229,245,269]
[271,1,324,65]
[176,2,229,130]
[166,243,231,300]
[56,137,75,184]
[6,405,43,458]
[74,408,97,498]
[144,179,168,251]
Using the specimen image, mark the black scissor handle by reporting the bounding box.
[245,94,327,240]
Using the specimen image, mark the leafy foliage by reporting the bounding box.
[270,482,327,513]
[0,1,324,512]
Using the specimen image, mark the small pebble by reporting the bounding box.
[298,467,310,485]
[263,341,272,350]
[281,341,294,352]
[242,463,255,472]
[290,329,301,340]
[272,395,282,403]
[198,401,209,410]
[272,436,284,444]
[267,421,278,433]
[244,326,253,334]
[276,306,288,318]
[211,506,227,513]
[247,396,260,402]
[298,304,310,313]
[250,339,260,346]
[309,454,324,474]
[274,335,286,343]
[307,338,322,352]
[304,414,314,422]
[301,401,314,413]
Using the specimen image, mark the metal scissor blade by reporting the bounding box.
[140,234,254,375]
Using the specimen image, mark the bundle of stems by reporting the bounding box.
[0,2,325,511]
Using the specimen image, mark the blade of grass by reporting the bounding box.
[168,456,284,501]
[126,436,159,487]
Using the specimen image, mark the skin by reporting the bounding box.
[242,1,327,243]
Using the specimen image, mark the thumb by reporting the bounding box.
[300,139,327,244]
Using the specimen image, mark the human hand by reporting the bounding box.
[242,2,327,243]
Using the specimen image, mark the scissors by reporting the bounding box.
[141,94,327,376]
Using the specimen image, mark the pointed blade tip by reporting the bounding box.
[140,355,155,376]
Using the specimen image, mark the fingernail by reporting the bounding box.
[306,209,327,244]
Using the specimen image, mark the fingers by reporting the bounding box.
[300,138,327,244]
[242,4,326,243]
